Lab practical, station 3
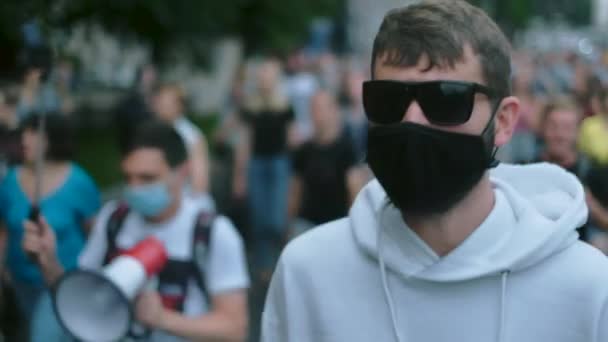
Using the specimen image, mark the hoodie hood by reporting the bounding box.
[350,162,586,282]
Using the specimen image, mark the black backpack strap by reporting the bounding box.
[102,204,154,340]
[191,210,216,303]
[103,203,130,265]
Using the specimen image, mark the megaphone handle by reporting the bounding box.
[26,204,42,263]
[144,276,159,291]
[29,204,41,224]
[128,277,158,340]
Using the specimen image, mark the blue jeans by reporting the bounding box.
[13,280,72,342]
[248,155,290,273]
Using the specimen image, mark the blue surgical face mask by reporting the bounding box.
[123,181,173,218]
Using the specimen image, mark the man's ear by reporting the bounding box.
[493,96,520,147]
[177,160,191,178]
[169,162,189,195]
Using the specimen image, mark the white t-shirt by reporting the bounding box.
[79,196,249,341]
[173,117,203,152]
[172,116,215,210]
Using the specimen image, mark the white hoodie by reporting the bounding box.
[261,163,608,342]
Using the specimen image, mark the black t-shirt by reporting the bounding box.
[241,108,294,157]
[587,166,608,207]
[293,133,356,225]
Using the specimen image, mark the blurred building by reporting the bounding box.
[347,0,418,56]
[53,24,242,117]
[594,0,608,28]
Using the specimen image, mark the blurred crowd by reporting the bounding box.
[0,41,608,340]
[497,49,608,251]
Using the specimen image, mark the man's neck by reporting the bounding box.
[165,112,182,123]
[402,175,495,257]
[314,126,339,146]
[147,196,182,224]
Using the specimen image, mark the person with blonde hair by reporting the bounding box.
[535,96,585,168]
[235,57,296,284]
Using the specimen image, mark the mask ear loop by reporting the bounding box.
[481,97,504,168]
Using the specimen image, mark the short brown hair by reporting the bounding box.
[371,0,512,97]
[124,120,187,168]
[21,113,75,162]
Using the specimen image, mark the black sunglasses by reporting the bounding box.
[363,80,498,126]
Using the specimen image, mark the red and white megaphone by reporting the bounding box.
[52,236,168,342]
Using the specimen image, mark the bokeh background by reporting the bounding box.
[2,0,608,341]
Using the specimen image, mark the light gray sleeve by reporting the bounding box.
[204,216,250,294]
[77,202,117,270]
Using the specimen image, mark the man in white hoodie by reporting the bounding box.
[261,1,608,342]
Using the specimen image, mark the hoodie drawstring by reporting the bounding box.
[377,204,511,342]
[378,206,404,342]
[498,270,509,342]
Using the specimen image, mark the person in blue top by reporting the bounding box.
[0,113,101,341]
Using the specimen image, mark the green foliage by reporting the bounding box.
[239,0,344,54]
[504,0,532,29]
[468,0,591,31]
[2,0,344,67]
[187,114,220,141]
[74,126,122,189]
[534,0,592,26]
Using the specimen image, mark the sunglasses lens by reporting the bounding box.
[418,82,474,125]
[363,81,411,124]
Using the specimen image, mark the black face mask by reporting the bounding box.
[366,122,497,216]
